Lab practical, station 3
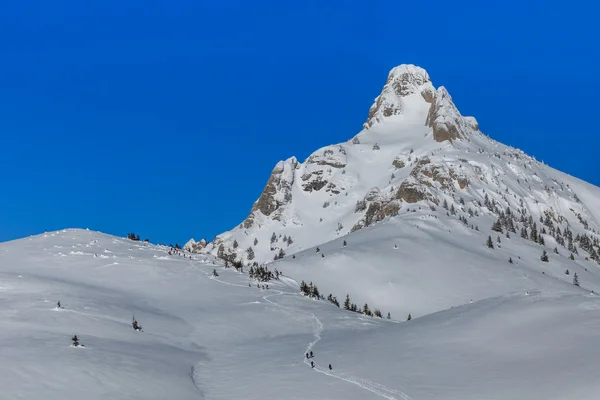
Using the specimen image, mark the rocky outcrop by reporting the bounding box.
[243,157,298,228]
[364,64,435,129]
[426,87,478,143]
[183,238,207,253]
[396,178,429,203]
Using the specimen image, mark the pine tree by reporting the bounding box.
[254,238,258,246]
[246,246,255,260]
[541,250,549,262]
[521,227,528,239]
[363,303,370,315]
[270,232,277,244]
[407,313,412,321]
[573,272,580,286]
[497,235,501,244]
[570,253,575,261]
[387,312,391,319]
[233,239,238,249]
[344,294,351,310]
[491,219,503,233]
[538,235,545,246]
[487,236,494,249]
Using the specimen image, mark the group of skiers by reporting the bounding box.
[167,247,192,259]
[306,351,332,370]
[249,283,270,290]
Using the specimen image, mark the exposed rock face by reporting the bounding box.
[364,64,435,129]
[243,157,298,228]
[426,87,478,143]
[396,177,429,203]
[183,238,207,253]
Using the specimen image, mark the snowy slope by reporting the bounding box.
[199,64,600,319]
[3,229,600,399]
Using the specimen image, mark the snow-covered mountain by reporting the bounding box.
[4,229,600,399]
[200,64,600,317]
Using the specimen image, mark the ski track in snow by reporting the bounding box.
[260,289,413,400]
[194,259,412,399]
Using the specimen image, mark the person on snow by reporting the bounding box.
[72,335,80,346]
[57,301,61,308]
[310,351,313,358]
[329,364,332,370]
[133,319,141,331]
[306,352,309,359]
[311,361,314,368]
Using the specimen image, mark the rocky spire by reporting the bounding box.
[363,64,435,129]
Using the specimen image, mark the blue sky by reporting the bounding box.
[0,0,597,245]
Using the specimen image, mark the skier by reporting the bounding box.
[310,351,313,358]
[72,335,80,346]
[311,361,314,368]
[57,301,61,309]
[329,364,332,370]
[132,318,142,331]
[306,352,309,359]
[266,284,269,289]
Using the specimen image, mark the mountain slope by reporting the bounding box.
[3,229,600,399]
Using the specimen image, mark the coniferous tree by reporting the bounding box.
[233,239,238,249]
[570,253,575,260]
[573,272,580,286]
[270,232,277,244]
[387,312,391,319]
[541,250,549,262]
[246,246,255,260]
[254,238,258,246]
[492,219,503,233]
[344,294,351,310]
[363,303,370,315]
[487,236,494,249]
[521,227,529,239]
[407,314,412,321]
[497,235,502,244]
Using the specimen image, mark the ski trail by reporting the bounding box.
[262,291,412,400]
[199,264,414,400]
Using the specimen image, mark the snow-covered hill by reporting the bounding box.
[199,64,600,318]
[3,229,600,399]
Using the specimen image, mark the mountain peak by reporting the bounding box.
[363,64,435,129]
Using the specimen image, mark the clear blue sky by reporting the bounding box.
[0,0,597,245]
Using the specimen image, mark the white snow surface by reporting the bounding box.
[4,229,600,399]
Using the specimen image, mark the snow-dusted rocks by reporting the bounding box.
[183,238,207,252]
[242,157,298,228]
[425,86,476,143]
[363,64,435,129]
